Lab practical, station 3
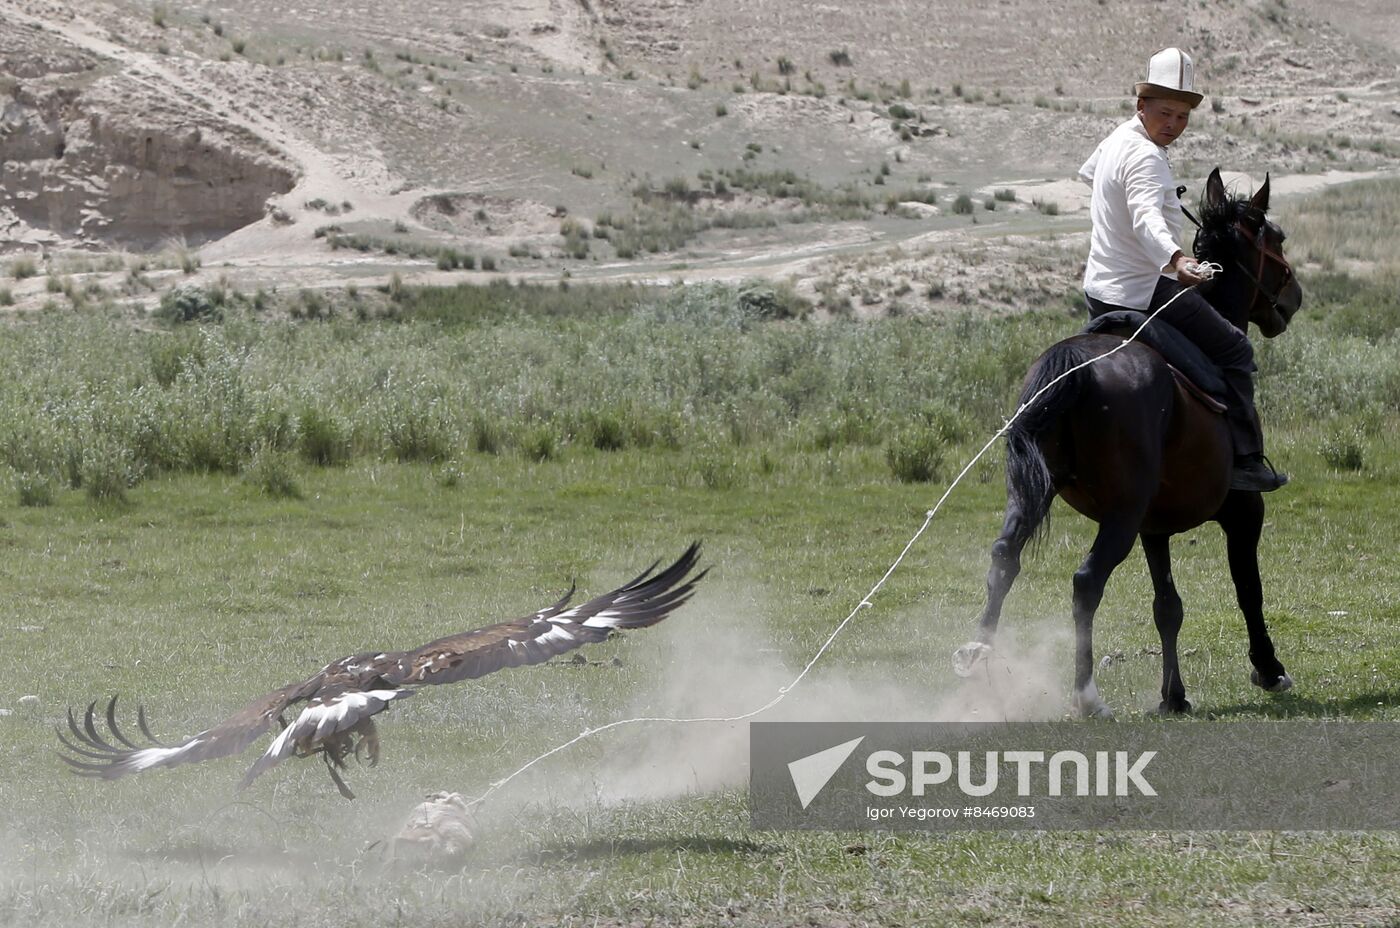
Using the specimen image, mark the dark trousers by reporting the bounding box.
[1086,278,1262,457]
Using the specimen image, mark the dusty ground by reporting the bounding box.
[1,0,1398,315]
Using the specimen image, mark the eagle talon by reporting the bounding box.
[354,724,381,768]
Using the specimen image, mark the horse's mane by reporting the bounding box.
[1191,189,1266,264]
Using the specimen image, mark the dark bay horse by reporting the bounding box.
[955,168,1303,717]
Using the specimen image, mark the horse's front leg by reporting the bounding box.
[1069,519,1141,719]
[1142,533,1190,714]
[1217,491,1292,693]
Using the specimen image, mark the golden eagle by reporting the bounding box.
[58,543,705,799]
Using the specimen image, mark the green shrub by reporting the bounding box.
[994,188,1016,202]
[383,410,453,463]
[297,406,352,466]
[521,424,561,462]
[582,411,628,451]
[9,258,38,280]
[148,335,205,386]
[694,443,740,490]
[155,286,222,324]
[737,280,811,320]
[917,401,972,445]
[293,289,329,320]
[469,415,503,455]
[15,472,54,507]
[952,194,975,215]
[885,429,945,483]
[1320,423,1364,471]
[806,412,881,451]
[81,443,135,502]
[244,444,302,498]
[176,245,200,274]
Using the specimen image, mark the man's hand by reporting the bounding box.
[1168,251,1206,286]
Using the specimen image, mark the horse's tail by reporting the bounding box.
[1004,339,1095,546]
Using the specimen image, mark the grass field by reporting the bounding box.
[2,444,1398,926]
[3,236,1400,924]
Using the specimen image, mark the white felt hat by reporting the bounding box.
[1134,47,1203,108]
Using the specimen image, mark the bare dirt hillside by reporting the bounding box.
[1,0,1397,313]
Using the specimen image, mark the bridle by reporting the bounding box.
[1179,186,1296,318]
[1230,218,1296,318]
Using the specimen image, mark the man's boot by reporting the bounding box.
[1232,452,1288,492]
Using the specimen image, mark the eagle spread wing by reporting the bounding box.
[58,543,705,797]
[391,539,706,685]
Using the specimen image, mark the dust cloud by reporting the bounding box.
[496,584,1074,809]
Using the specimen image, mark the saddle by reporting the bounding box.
[1083,310,1228,414]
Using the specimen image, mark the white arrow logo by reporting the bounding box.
[788,736,865,810]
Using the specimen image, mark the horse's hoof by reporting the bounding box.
[1071,691,1115,720]
[952,642,993,678]
[1251,670,1294,694]
[1156,699,1192,716]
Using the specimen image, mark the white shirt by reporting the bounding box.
[1079,116,1186,309]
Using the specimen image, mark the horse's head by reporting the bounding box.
[1194,167,1302,338]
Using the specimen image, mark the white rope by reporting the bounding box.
[464,266,1222,809]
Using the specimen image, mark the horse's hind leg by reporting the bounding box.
[1069,519,1141,719]
[1142,533,1190,714]
[1217,491,1292,693]
[954,505,1038,676]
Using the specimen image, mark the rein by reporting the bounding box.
[1177,185,1204,232]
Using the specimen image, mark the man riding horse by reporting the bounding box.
[956,49,1304,717]
[1078,47,1286,493]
